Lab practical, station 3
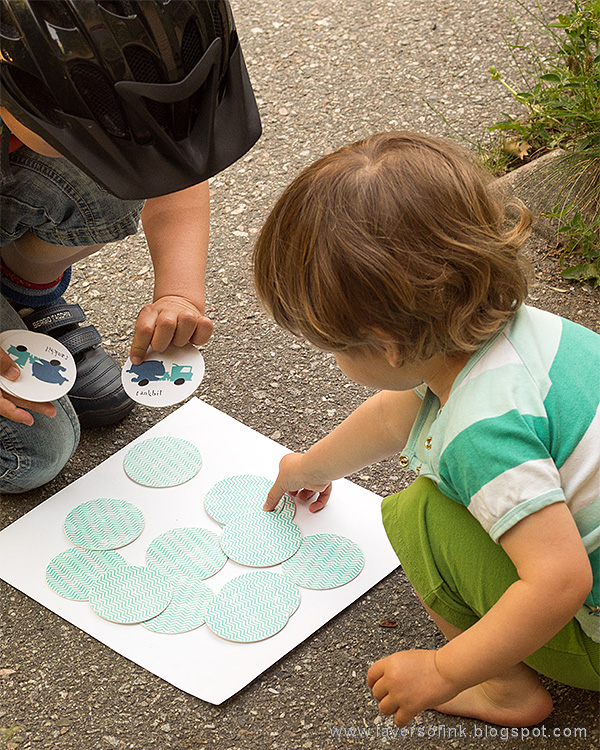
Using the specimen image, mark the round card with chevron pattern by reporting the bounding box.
[145,527,226,580]
[220,513,302,567]
[89,565,174,624]
[64,498,145,550]
[123,437,203,487]
[205,571,301,642]
[204,474,295,526]
[142,577,215,634]
[281,534,364,589]
[46,548,127,601]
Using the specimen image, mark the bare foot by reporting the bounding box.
[434,663,553,727]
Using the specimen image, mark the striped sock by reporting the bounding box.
[0,258,72,308]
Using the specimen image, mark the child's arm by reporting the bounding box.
[367,501,593,727]
[265,389,423,511]
[129,181,213,364]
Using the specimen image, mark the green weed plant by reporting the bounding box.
[488,0,599,285]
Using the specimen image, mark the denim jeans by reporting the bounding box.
[0,295,80,493]
[0,141,144,247]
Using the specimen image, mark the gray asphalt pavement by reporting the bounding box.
[1,1,598,748]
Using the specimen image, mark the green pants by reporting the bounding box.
[381,477,599,691]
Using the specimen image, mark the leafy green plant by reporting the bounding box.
[487,0,599,285]
[547,202,600,286]
[489,0,600,155]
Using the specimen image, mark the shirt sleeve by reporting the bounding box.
[436,409,566,542]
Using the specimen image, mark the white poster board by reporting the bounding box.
[0,398,399,704]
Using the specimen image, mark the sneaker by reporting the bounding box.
[20,300,135,427]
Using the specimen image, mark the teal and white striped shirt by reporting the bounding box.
[401,305,600,641]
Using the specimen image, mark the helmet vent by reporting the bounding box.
[211,4,224,40]
[97,1,137,18]
[125,45,163,84]
[0,4,20,39]
[124,45,169,132]
[70,63,129,138]
[34,1,77,30]
[210,3,229,92]
[181,19,203,76]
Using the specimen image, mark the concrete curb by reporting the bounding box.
[495,148,599,245]
[495,150,563,243]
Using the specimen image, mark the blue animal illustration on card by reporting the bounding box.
[121,344,205,407]
[0,330,76,402]
[126,359,194,387]
[7,344,69,385]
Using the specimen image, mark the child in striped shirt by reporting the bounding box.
[252,132,599,728]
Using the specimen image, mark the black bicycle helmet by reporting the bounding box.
[0,0,261,199]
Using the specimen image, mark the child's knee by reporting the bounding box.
[0,399,80,494]
[5,233,104,270]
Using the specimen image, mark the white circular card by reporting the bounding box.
[143,578,215,634]
[123,436,203,487]
[281,533,365,589]
[46,548,127,601]
[205,571,301,642]
[146,527,226,580]
[0,329,76,402]
[220,513,302,567]
[63,498,145,550]
[121,343,205,407]
[204,474,295,526]
[89,565,173,624]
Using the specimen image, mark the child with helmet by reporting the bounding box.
[253,132,599,726]
[0,0,261,492]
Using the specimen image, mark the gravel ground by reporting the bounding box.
[1,1,599,748]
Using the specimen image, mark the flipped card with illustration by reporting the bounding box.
[121,343,205,407]
[0,329,76,402]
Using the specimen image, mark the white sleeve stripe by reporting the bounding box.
[489,491,566,543]
[559,404,600,514]
[468,457,562,533]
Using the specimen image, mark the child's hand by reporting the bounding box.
[367,650,460,727]
[0,348,57,425]
[264,452,333,513]
[130,294,214,364]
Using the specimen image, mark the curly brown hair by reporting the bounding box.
[253,131,531,362]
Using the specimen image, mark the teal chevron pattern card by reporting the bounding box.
[123,436,203,487]
[205,571,301,642]
[145,527,226,580]
[64,498,145,550]
[204,474,294,526]
[46,548,127,601]
[220,512,302,567]
[89,565,173,624]
[281,534,364,589]
[242,570,301,616]
[143,578,215,634]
